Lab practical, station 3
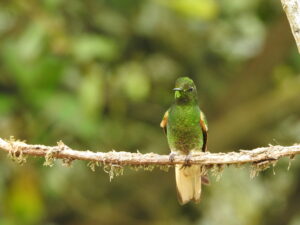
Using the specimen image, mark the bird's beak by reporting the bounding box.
[173,87,182,91]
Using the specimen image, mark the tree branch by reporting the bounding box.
[0,137,299,167]
[281,0,300,53]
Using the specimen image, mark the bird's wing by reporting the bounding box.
[200,111,208,152]
[160,110,169,135]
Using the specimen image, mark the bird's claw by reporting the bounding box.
[180,154,192,169]
[169,152,177,162]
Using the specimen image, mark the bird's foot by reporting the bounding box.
[169,152,177,162]
[180,153,192,169]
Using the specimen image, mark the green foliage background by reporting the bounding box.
[0,0,300,224]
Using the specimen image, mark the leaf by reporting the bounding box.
[71,35,119,62]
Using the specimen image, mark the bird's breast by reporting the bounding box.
[167,106,203,153]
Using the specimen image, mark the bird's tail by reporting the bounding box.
[175,165,202,205]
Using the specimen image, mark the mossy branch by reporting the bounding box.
[281,0,300,53]
[0,137,299,168]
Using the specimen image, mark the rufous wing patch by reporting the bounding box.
[160,110,169,135]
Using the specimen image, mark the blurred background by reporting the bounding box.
[0,0,300,224]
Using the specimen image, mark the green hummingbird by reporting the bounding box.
[160,77,208,205]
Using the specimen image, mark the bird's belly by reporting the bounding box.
[167,126,203,153]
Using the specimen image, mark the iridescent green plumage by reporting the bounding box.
[160,77,208,204]
[161,77,207,153]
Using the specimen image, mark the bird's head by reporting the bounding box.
[173,77,198,104]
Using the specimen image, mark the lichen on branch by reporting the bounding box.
[0,137,299,180]
[281,0,300,53]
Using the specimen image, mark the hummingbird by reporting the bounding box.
[160,77,208,205]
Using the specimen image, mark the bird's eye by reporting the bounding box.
[187,87,194,92]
